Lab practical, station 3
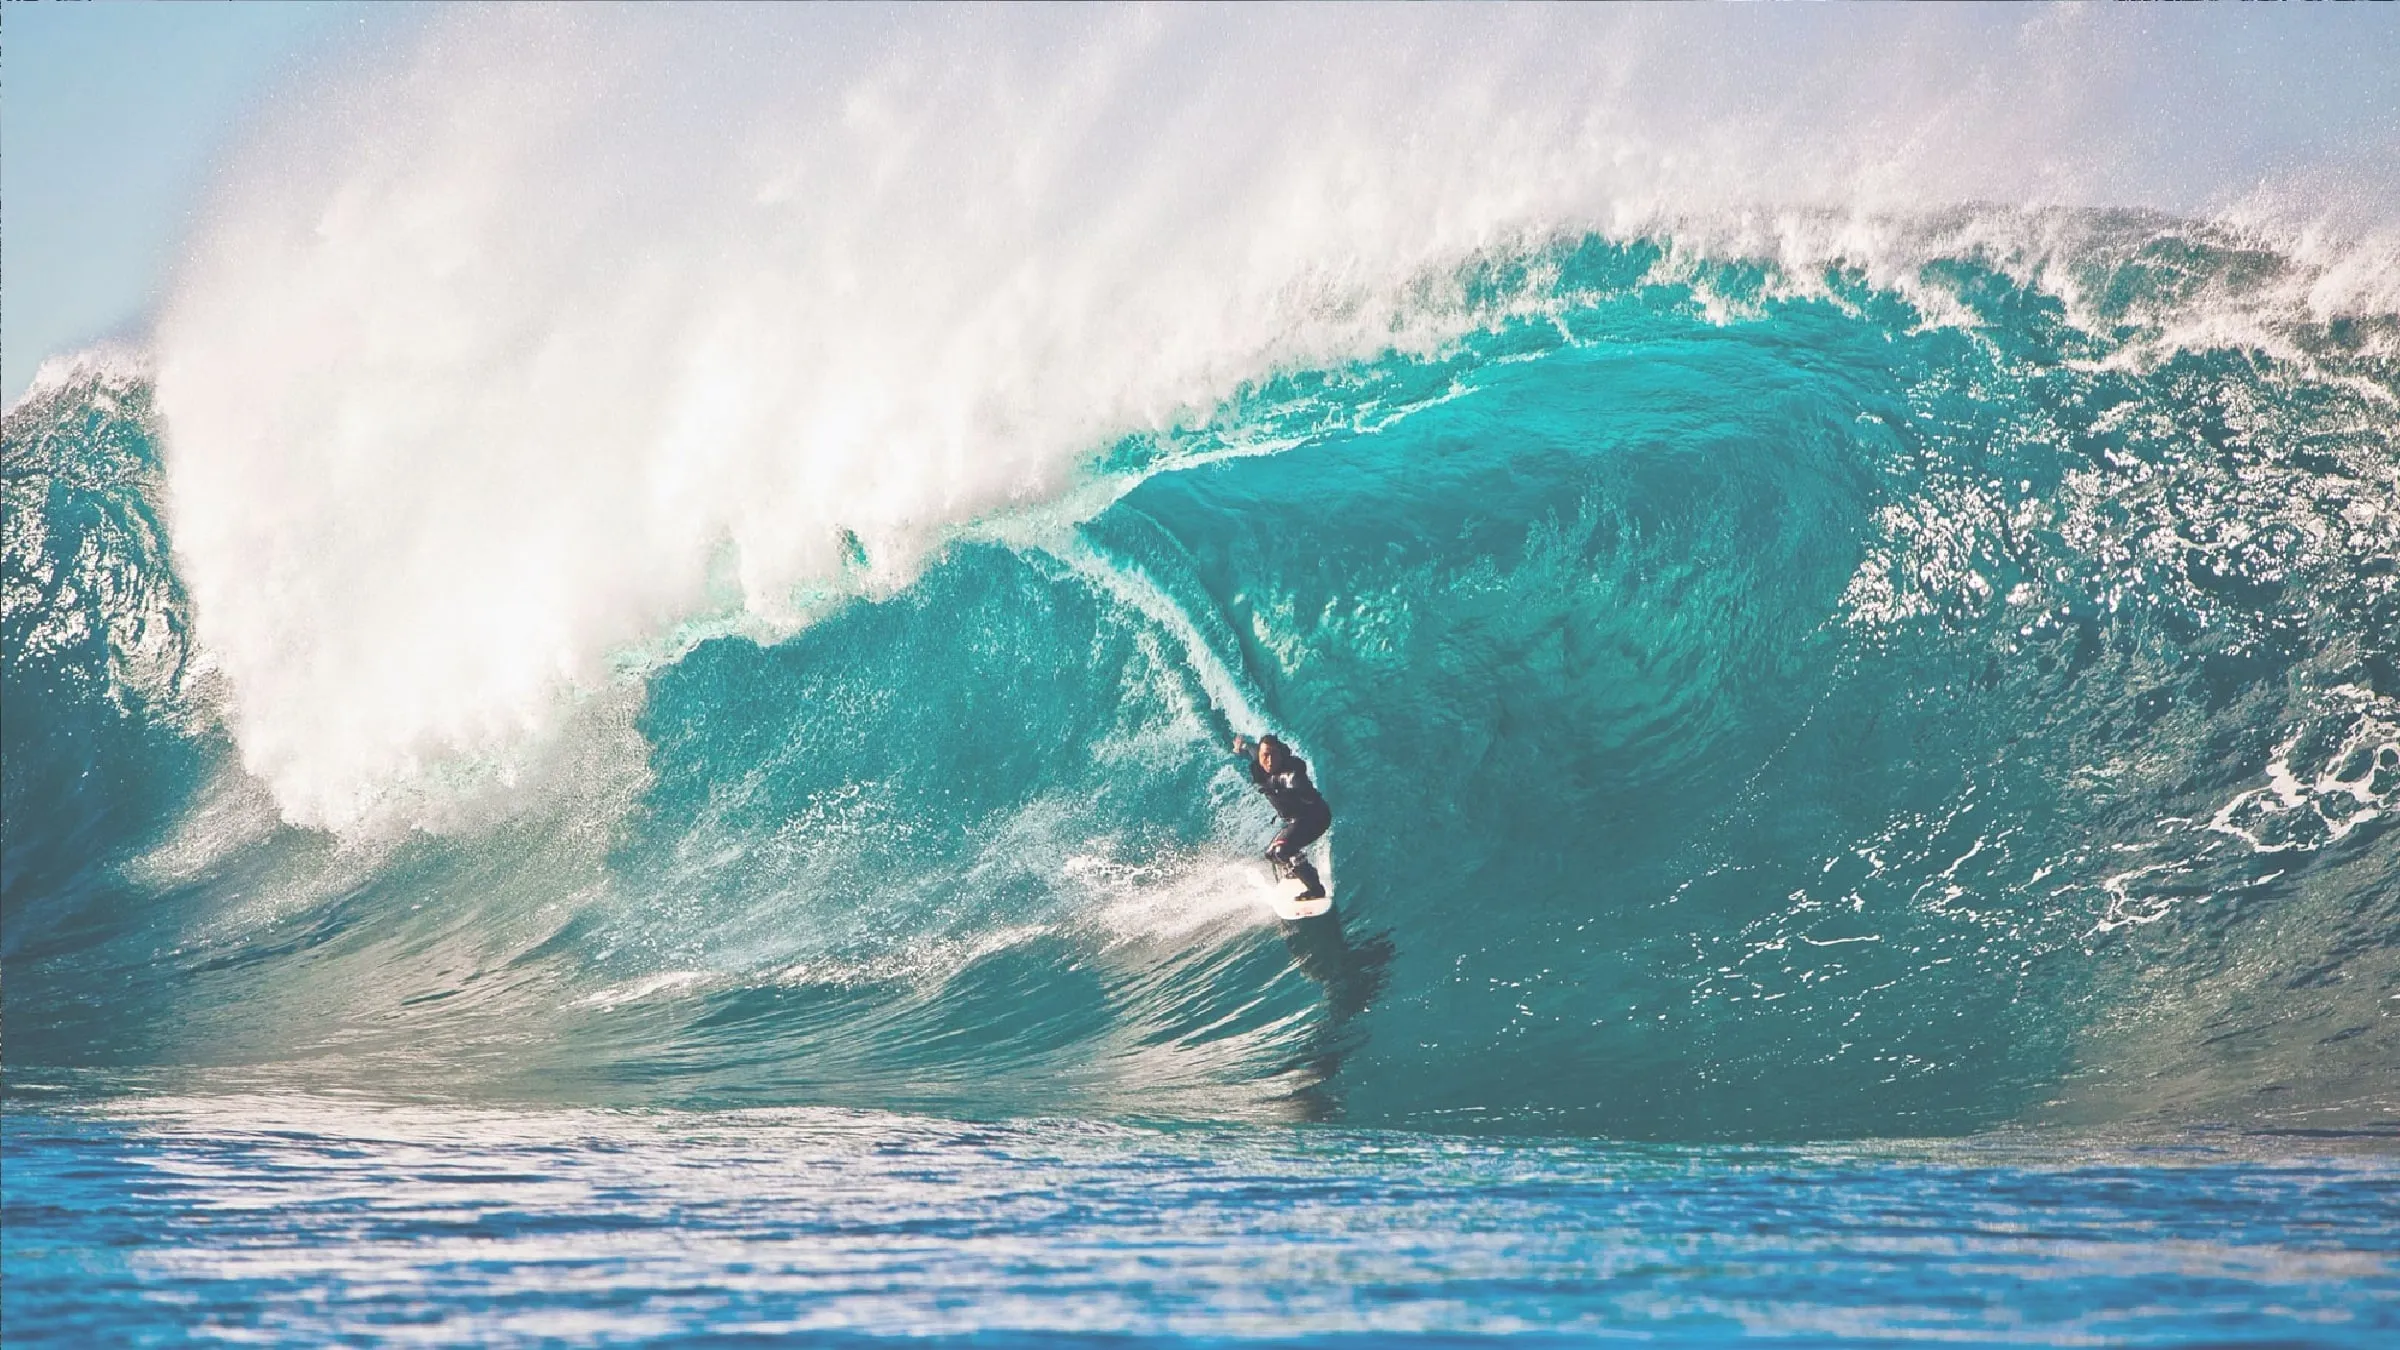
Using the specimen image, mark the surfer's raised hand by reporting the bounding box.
[1231,734,1250,756]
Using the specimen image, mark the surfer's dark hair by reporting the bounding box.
[1258,735,1287,753]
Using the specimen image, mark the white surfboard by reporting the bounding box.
[1259,871,1332,921]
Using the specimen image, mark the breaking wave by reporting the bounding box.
[6,5,2395,1140]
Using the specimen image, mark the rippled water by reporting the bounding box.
[5,1093,2396,1346]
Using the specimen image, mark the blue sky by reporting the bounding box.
[2,0,380,403]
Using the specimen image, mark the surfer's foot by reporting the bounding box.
[1298,889,1326,901]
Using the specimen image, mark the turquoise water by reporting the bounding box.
[6,212,2398,1338]
[7,1096,2397,1346]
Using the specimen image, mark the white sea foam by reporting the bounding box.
[8,342,152,417]
[149,5,2400,831]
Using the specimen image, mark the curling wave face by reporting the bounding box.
[9,228,2395,1137]
[5,6,2397,1139]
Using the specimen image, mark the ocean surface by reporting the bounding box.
[6,6,2398,1344]
[6,1095,2396,1347]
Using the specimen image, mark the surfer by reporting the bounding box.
[1232,733,1330,901]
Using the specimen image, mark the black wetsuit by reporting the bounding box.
[1248,747,1331,897]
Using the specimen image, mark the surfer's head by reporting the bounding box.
[1257,735,1287,769]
